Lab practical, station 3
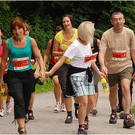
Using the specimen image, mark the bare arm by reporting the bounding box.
[0,41,9,89]
[99,49,108,76]
[43,39,52,71]
[45,55,68,77]
[52,39,64,56]
[91,61,106,77]
[31,38,45,82]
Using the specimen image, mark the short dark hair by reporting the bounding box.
[62,14,75,28]
[111,12,124,20]
[10,17,24,34]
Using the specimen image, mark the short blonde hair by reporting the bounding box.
[78,21,95,44]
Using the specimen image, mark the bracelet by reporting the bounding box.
[0,79,3,82]
[95,68,99,72]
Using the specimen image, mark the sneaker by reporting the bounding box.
[91,107,98,116]
[74,103,79,119]
[109,113,117,124]
[0,108,5,117]
[28,110,34,120]
[84,117,89,130]
[54,102,61,112]
[119,111,124,119]
[18,127,27,134]
[61,103,66,112]
[78,125,87,134]
[65,115,73,123]
[6,101,12,113]
[123,115,135,128]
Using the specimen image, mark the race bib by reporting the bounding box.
[84,52,98,63]
[112,50,126,61]
[13,57,29,70]
[31,59,35,66]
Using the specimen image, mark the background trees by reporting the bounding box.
[0,1,135,51]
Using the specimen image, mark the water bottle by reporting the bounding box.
[1,86,7,100]
[101,76,109,93]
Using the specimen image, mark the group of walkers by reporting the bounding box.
[0,11,135,134]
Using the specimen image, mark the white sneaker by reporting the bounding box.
[61,103,66,112]
[54,102,61,111]
[6,101,12,113]
[0,108,5,117]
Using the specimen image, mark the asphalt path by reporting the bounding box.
[0,82,135,134]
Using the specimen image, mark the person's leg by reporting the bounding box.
[93,69,100,108]
[86,95,95,116]
[0,95,4,117]
[58,64,72,122]
[52,75,62,111]
[118,82,123,112]
[5,83,12,114]
[121,79,131,114]
[28,92,34,111]
[119,67,134,128]
[52,75,61,103]
[78,95,88,125]
[8,81,26,131]
[91,69,100,116]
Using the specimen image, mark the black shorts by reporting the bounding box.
[3,73,8,83]
[6,69,35,119]
[58,63,69,97]
[49,63,59,79]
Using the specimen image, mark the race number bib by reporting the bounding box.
[13,57,29,70]
[84,52,98,63]
[112,50,126,61]
[31,59,35,66]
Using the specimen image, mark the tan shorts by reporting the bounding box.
[108,67,133,87]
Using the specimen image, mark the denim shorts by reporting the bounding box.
[70,75,95,97]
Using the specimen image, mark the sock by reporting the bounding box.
[75,103,79,107]
[67,111,72,116]
[112,109,117,113]
[85,116,88,121]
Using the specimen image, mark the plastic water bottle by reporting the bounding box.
[101,76,109,93]
[1,86,7,100]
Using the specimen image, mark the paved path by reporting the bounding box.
[0,82,135,134]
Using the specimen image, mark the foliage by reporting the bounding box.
[1,1,135,45]
[35,77,54,94]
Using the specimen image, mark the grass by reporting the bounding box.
[132,105,135,118]
[35,77,54,94]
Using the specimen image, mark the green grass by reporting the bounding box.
[35,77,54,94]
[132,105,135,118]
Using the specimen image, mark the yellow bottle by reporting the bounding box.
[1,86,7,100]
[101,76,109,93]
